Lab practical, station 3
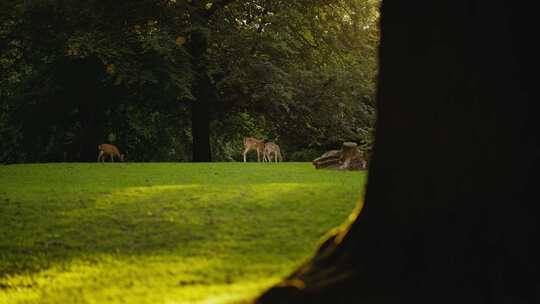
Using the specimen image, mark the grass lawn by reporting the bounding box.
[0,162,366,304]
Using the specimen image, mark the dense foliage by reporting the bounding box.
[0,0,379,163]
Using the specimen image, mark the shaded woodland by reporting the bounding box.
[0,0,379,163]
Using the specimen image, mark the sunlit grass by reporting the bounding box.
[0,163,366,304]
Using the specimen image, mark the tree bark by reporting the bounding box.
[191,72,213,162]
[78,97,99,162]
[187,3,234,162]
[255,1,539,303]
[189,29,214,162]
[61,57,104,162]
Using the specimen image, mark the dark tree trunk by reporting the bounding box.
[187,3,233,162]
[61,57,104,162]
[189,30,214,162]
[78,96,100,162]
[191,71,213,162]
[256,1,539,303]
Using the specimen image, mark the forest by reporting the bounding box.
[0,0,379,163]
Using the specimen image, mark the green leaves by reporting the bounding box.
[209,0,379,156]
[0,0,380,162]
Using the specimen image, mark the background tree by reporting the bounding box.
[255,1,540,303]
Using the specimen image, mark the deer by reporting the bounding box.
[242,137,266,162]
[263,142,283,163]
[97,143,124,162]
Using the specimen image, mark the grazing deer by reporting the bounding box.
[263,142,283,163]
[97,143,124,162]
[243,137,265,162]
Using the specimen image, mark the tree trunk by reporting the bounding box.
[62,57,104,162]
[78,98,99,162]
[191,77,212,162]
[189,29,214,162]
[256,1,539,303]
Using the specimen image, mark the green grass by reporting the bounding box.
[0,163,366,304]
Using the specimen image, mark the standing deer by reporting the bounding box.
[97,143,124,162]
[263,142,283,163]
[242,137,265,162]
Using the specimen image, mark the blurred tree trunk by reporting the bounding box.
[191,72,213,162]
[255,1,539,303]
[188,28,214,162]
[61,57,104,162]
[78,96,99,162]
[187,1,235,162]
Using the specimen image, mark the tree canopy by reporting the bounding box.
[0,0,380,163]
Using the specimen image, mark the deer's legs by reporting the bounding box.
[110,154,114,162]
[97,151,103,162]
[243,148,249,162]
